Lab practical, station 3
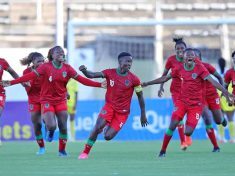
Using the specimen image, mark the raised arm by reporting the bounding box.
[142,74,172,87]
[135,87,148,127]
[79,65,104,79]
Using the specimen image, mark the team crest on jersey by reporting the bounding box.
[44,103,50,108]
[125,80,130,86]
[191,73,198,79]
[62,71,67,78]
[110,80,114,87]
[101,109,107,115]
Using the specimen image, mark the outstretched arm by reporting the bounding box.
[142,74,171,87]
[206,75,234,104]
[1,72,38,87]
[136,89,148,127]
[79,65,104,78]
[7,67,19,79]
[74,74,106,88]
[213,71,224,86]
[158,69,169,97]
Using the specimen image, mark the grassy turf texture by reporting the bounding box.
[0,140,234,176]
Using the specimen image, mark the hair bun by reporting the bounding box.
[173,36,184,43]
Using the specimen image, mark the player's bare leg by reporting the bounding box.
[78,117,107,159]
[202,107,220,152]
[104,127,118,141]
[31,111,45,155]
[56,111,68,156]
[43,112,57,142]
[159,119,180,157]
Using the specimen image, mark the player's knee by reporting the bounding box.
[104,134,113,141]
[47,124,56,131]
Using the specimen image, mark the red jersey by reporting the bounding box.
[224,68,235,95]
[165,55,183,95]
[102,68,141,114]
[174,62,210,106]
[36,62,78,104]
[0,58,10,94]
[23,67,41,104]
[202,62,217,97]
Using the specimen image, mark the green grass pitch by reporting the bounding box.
[0,140,234,176]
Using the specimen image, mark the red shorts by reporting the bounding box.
[0,94,6,108]
[41,101,67,114]
[172,100,203,129]
[205,95,221,110]
[28,103,41,112]
[99,103,129,132]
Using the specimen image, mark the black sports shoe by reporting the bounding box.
[158,151,166,157]
[212,147,220,152]
[222,118,227,127]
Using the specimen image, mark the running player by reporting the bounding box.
[158,37,190,150]
[141,48,233,157]
[0,57,19,145]
[66,78,78,141]
[1,46,106,156]
[20,52,45,155]
[223,51,235,142]
[78,52,148,159]
[194,48,227,152]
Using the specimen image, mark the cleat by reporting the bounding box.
[222,118,227,127]
[212,147,220,152]
[158,151,166,157]
[185,136,192,146]
[78,152,89,159]
[36,147,45,155]
[58,150,68,157]
[46,130,54,142]
[180,142,188,151]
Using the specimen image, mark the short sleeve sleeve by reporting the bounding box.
[207,64,216,74]
[101,69,109,78]
[165,58,172,70]
[224,70,231,84]
[36,64,46,76]
[67,65,78,79]
[132,75,141,87]
[199,64,210,80]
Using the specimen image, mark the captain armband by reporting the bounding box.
[134,85,143,93]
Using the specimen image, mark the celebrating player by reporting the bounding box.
[1,46,106,156]
[194,48,227,152]
[157,37,190,150]
[223,50,235,142]
[217,57,235,143]
[141,48,233,157]
[78,52,148,159]
[0,57,19,145]
[20,52,45,155]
